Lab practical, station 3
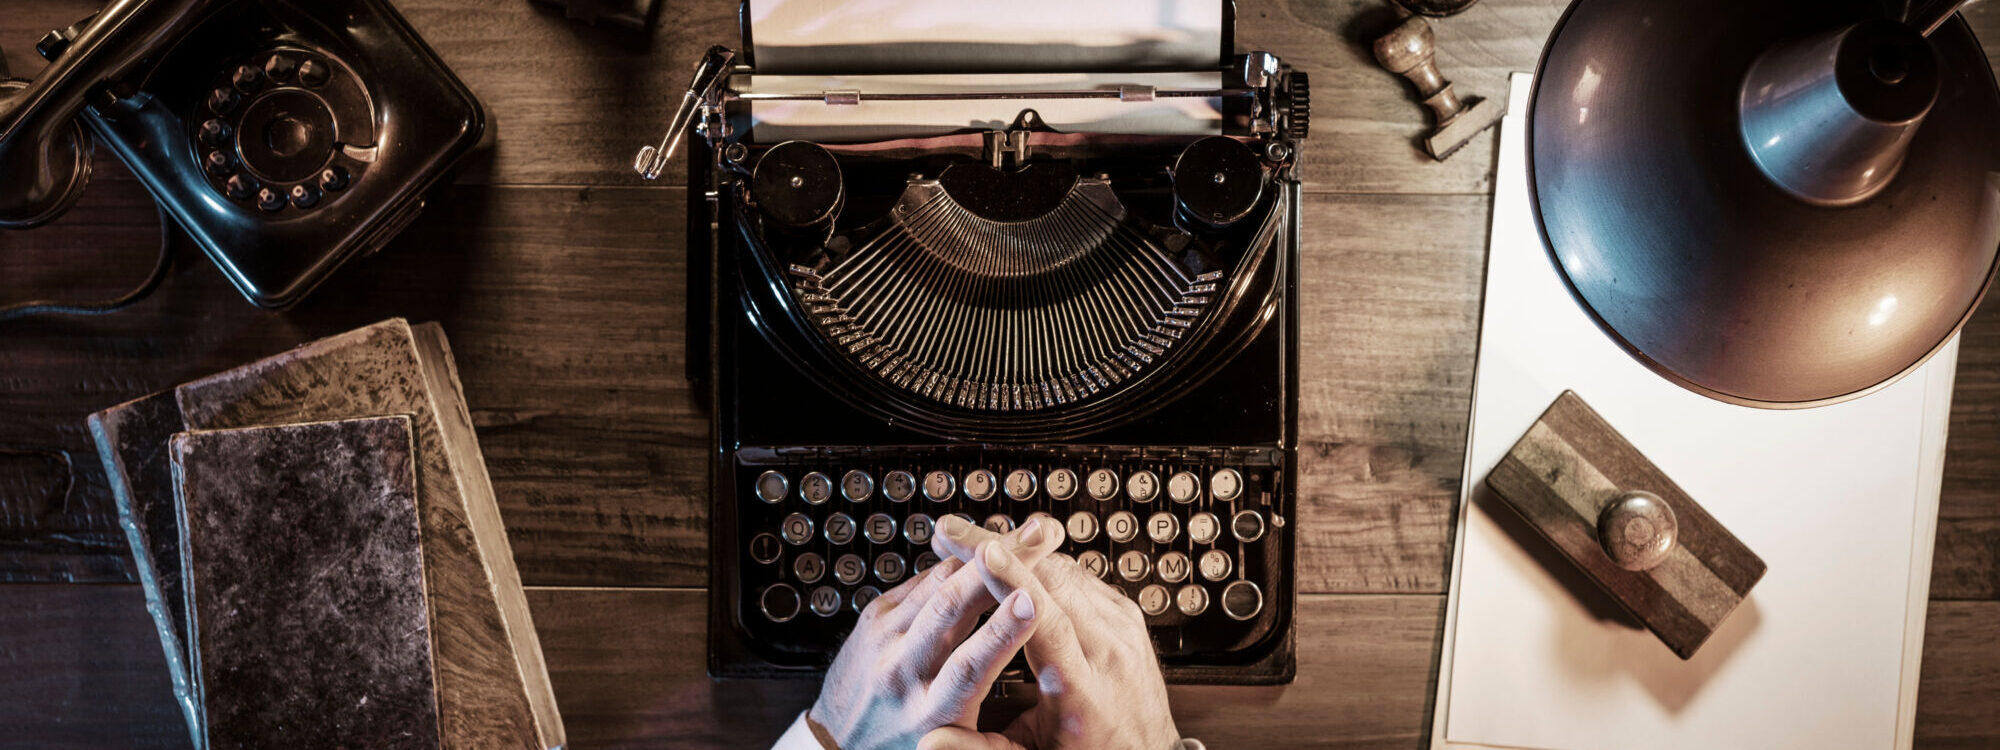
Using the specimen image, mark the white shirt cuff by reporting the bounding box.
[773,710,826,750]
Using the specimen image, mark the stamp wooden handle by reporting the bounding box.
[1597,490,1679,571]
[1372,16,1465,125]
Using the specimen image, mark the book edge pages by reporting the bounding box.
[88,400,204,750]
[410,321,567,749]
[1893,335,1956,750]
[167,432,208,750]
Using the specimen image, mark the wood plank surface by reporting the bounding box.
[0,585,1993,749]
[0,0,1997,745]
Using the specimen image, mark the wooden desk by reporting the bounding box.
[1,1,1994,746]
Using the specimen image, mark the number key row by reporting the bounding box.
[756,467,1249,504]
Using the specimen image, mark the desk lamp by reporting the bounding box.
[1529,0,2000,407]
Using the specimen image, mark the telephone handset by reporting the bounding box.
[0,0,487,309]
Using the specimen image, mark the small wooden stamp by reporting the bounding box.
[1372,15,1504,160]
[1486,391,1767,659]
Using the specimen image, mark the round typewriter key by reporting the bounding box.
[801,472,835,505]
[1086,469,1120,501]
[781,513,814,545]
[841,470,874,502]
[1220,580,1264,621]
[760,583,802,622]
[749,533,782,564]
[963,469,998,502]
[863,513,897,545]
[1126,470,1160,504]
[1167,471,1201,504]
[824,512,856,545]
[852,585,882,614]
[1066,511,1100,543]
[903,514,935,546]
[983,514,1014,534]
[884,470,917,503]
[833,553,866,585]
[794,552,826,583]
[914,551,940,573]
[1138,584,1171,616]
[1176,585,1210,616]
[1188,512,1221,545]
[752,140,845,230]
[1199,549,1233,581]
[1157,551,1191,583]
[1231,510,1267,543]
[1004,469,1038,501]
[1116,550,1151,582]
[1211,469,1245,502]
[1105,511,1139,543]
[754,471,790,504]
[874,552,907,583]
[1046,468,1079,501]
[1147,512,1181,544]
[923,470,957,503]
[1077,550,1110,579]
[810,585,842,617]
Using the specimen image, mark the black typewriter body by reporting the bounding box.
[679,19,1308,685]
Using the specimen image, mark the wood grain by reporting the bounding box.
[1,585,1994,749]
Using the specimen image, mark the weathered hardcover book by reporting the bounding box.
[87,391,202,750]
[172,416,440,750]
[174,319,564,750]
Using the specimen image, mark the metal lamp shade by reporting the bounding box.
[1528,0,2000,407]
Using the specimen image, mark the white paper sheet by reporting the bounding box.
[1432,73,1953,750]
[743,72,1223,141]
[747,0,1224,74]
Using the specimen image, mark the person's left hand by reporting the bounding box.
[806,513,1067,750]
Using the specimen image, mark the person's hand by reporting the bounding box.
[919,519,1180,750]
[806,514,1067,750]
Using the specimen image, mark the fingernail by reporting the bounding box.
[941,514,966,539]
[1015,516,1041,544]
[983,541,1010,571]
[1010,590,1035,620]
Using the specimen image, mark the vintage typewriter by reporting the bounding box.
[640,0,1307,683]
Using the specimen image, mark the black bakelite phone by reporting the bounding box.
[0,0,487,309]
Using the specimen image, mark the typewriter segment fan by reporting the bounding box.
[738,134,1285,436]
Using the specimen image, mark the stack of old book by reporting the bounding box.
[88,319,566,750]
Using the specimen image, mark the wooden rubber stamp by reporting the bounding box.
[1486,391,1767,659]
[1372,15,1504,160]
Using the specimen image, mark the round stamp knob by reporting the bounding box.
[1597,490,1679,571]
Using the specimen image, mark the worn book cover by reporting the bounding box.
[172,416,440,750]
[87,391,201,750]
[174,319,564,750]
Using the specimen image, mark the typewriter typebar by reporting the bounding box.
[657,1,1306,684]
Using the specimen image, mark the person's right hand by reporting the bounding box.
[920,520,1182,750]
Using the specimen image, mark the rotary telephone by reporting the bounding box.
[0,0,486,309]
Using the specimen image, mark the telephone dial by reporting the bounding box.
[0,0,487,308]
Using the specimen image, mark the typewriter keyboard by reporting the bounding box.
[732,447,1289,662]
